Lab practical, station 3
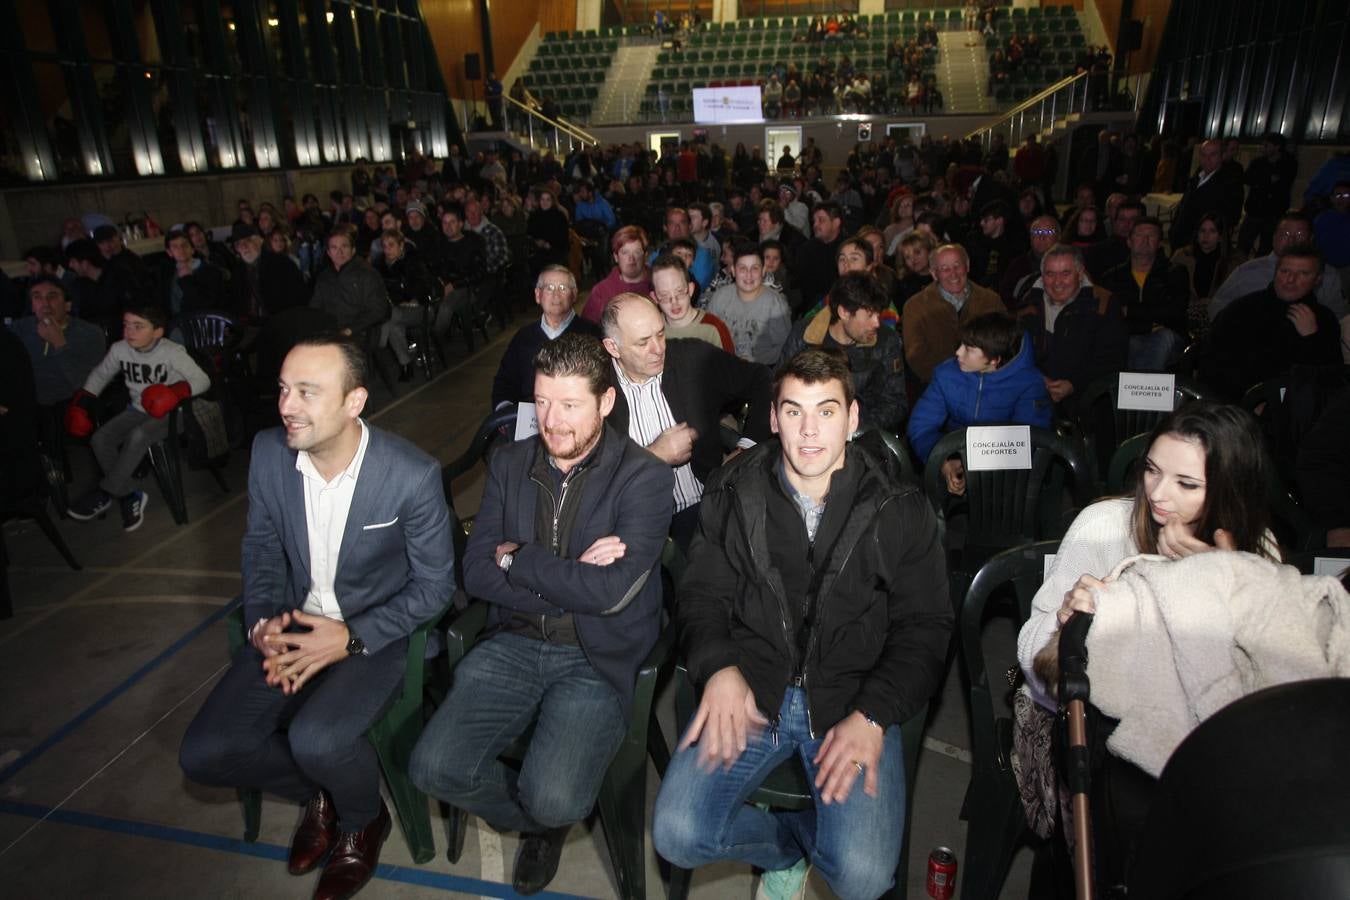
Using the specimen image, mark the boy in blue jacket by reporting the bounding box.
[908,311,1052,494]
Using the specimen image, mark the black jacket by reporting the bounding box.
[1170,169,1244,249]
[1023,284,1129,413]
[1100,255,1191,336]
[1202,286,1342,402]
[607,338,774,485]
[679,441,951,731]
[464,425,674,713]
[231,250,307,321]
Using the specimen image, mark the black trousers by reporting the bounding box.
[179,637,407,831]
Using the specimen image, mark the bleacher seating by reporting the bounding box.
[985,5,1088,107]
[523,34,620,122]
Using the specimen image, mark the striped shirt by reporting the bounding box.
[613,361,702,512]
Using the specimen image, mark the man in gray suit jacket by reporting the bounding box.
[180,334,453,900]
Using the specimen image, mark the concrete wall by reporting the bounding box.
[0,166,359,259]
[582,115,998,161]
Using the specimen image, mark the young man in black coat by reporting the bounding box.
[653,348,951,900]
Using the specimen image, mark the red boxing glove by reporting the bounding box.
[64,396,96,438]
[141,381,192,419]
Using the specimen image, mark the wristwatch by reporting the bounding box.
[498,550,515,572]
[346,633,367,656]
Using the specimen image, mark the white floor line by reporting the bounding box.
[0,331,510,649]
[923,735,974,766]
[9,566,241,579]
[0,660,229,859]
[477,817,506,898]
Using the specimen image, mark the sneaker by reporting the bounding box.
[120,491,149,532]
[512,825,570,896]
[755,858,811,900]
[67,490,112,521]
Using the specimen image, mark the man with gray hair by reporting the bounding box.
[1022,243,1128,413]
[902,242,1004,384]
[411,332,673,896]
[491,264,601,408]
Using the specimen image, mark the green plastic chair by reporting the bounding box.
[663,663,930,900]
[955,540,1060,900]
[1076,375,1208,486]
[440,600,674,900]
[226,601,452,864]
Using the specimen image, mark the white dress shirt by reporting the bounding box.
[613,362,703,512]
[298,420,371,620]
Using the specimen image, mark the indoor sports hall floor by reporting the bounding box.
[0,308,1032,899]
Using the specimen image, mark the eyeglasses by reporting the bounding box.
[1333,192,1350,200]
[538,283,573,293]
[1031,228,1058,237]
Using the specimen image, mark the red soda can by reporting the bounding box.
[927,846,958,899]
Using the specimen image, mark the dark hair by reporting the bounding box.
[836,237,874,265]
[124,303,168,332]
[731,239,762,265]
[293,332,368,394]
[830,271,888,320]
[440,201,466,222]
[27,275,66,299]
[1115,200,1146,220]
[1276,210,1315,232]
[1129,402,1276,559]
[813,200,844,222]
[960,312,1022,367]
[757,199,785,225]
[164,229,192,249]
[1276,241,1325,274]
[1129,216,1164,237]
[773,347,855,409]
[759,238,786,257]
[650,252,689,282]
[533,331,613,398]
[24,245,60,268]
[64,238,104,269]
[688,201,711,222]
[326,228,355,249]
[979,200,1010,221]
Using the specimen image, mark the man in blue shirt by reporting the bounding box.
[648,207,716,293]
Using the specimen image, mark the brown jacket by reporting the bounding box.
[902,281,1004,383]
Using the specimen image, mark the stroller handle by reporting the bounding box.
[1058,611,1094,704]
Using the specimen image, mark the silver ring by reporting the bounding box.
[853,761,864,774]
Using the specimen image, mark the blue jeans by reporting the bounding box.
[653,687,905,900]
[409,633,626,833]
[1127,327,1185,372]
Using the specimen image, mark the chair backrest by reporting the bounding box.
[1129,679,1350,900]
[181,312,240,353]
[923,426,1092,558]
[441,406,519,587]
[1077,373,1208,480]
[959,541,1060,784]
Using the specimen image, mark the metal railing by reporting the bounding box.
[967,71,1147,150]
[502,95,599,155]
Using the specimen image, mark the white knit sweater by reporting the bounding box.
[1018,498,1137,708]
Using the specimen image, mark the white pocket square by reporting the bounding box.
[362,516,400,530]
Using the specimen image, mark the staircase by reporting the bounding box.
[592,43,662,125]
[936,30,994,114]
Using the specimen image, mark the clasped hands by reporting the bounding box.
[680,667,884,804]
[253,609,351,695]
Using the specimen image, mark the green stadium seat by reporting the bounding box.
[1070,33,1085,47]
[1065,17,1081,32]
[695,64,710,78]
[713,63,726,77]
[746,47,761,60]
[1028,7,1042,18]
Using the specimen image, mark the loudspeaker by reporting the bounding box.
[1118,20,1144,54]
[464,53,482,80]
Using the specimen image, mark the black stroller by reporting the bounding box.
[1056,614,1350,899]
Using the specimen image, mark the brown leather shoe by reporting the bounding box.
[312,802,392,900]
[288,790,338,876]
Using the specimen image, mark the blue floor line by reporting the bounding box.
[0,800,596,899]
[0,599,240,785]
